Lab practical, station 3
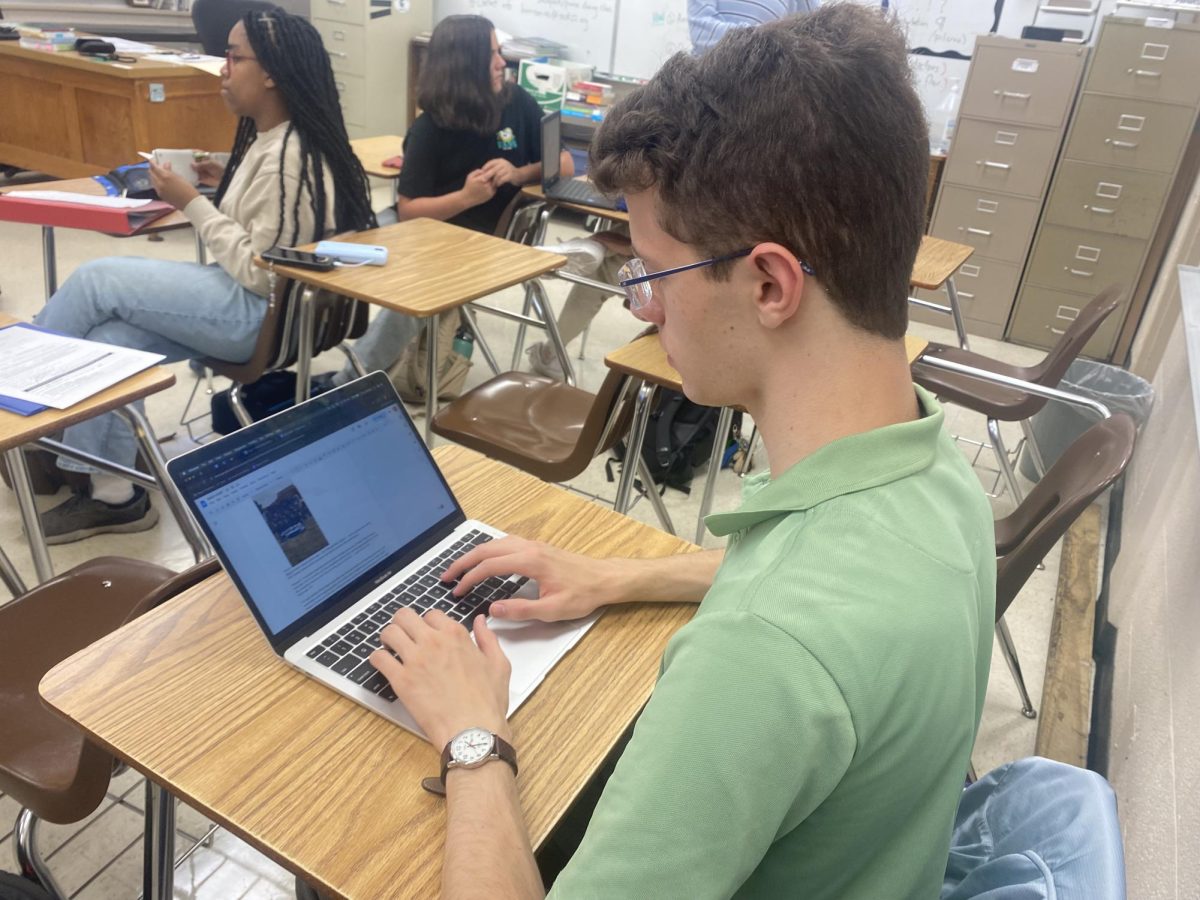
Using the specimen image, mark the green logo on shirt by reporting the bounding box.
[496,127,517,151]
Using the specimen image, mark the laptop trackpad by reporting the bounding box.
[489,578,602,713]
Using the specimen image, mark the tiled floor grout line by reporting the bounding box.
[68,832,142,900]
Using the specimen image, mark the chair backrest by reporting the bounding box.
[191,0,279,56]
[1023,284,1123,386]
[993,413,1136,620]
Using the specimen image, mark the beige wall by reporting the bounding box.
[1106,314,1200,898]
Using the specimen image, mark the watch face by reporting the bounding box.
[450,728,495,767]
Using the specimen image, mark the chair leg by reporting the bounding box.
[1019,418,1048,479]
[635,456,676,535]
[15,808,68,900]
[0,542,27,596]
[578,321,590,361]
[227,383,255,429]
[995,617,1037,719]
[986,418,1025,507]
[334,342,368,379]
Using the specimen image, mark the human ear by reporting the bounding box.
[748,243,806,329]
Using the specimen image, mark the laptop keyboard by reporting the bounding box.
[549,178,612,206]
[304,529,526,702]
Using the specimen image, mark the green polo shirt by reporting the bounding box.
[548,386,995,899]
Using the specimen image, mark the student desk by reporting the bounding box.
[40,445,698,900]
[0,314,209,585]
[0,42,235,179]
[0,177,195,301]
[606,334,930,544]
[349,134,404,204]
[258,218,566,444]
[909,235,975,350]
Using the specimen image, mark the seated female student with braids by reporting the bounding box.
[34,7,376,544]
[332,14,578,386]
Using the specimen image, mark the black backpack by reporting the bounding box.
[612,389,726,494]
[0,873,53,900]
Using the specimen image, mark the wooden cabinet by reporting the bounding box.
[1011,15,1200,360]
[309,0,431,140]
[917,36,1088,339]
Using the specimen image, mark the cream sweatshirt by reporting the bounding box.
[183,120,337,297]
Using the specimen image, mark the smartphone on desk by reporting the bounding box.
[261,247,336,271]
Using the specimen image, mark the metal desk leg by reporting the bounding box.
[42,226,58,299]
[511,206,556,367]
[694,406,734,545]
[194,230,208,266]
[529,279,576,386]
[944,277,970,351]
[4,447,52,583]
[425,314,439,446]
[143,781,176,900]
[115,406,213,563]
[614,381,656,515]
[0,542,27,597]
[460,305,501,376]
[294,286,317,406]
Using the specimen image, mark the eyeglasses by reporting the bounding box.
[617,249,815,317]
[224,50,258,66]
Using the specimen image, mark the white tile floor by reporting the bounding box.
[0,177,1072,897]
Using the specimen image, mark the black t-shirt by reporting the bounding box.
[397,85,544,235]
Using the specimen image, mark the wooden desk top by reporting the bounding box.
[0,177,191,234]
[41,445,696,899]
[0,40,204,80]
[350,135,405,180]
[911,236,974,291]
[605,333,929,392]
[521,184,630,224]
[0,314,175,453]
[259,218,567,317]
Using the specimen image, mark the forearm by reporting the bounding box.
[443,764,543,900]
[609,548,723,606]
[397,191,476,223]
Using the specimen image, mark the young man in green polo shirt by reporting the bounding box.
[368,6,996,897]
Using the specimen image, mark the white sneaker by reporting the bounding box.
[539,238,606,276]
[526,342,565,380]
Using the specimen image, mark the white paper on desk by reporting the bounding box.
[143,52,225,76]
[0,326,163,409]
[6,190,155,209]
[98,36,160,54]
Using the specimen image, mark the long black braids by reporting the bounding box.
[213,8,376,244]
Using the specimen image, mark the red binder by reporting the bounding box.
[0,194,175,236]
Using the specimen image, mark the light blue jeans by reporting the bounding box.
[335,308,421,384]
[35,257,267,473]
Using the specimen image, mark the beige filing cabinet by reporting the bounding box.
[1010,15,1200,360]
[310,0,432,139]
[915,37,1088,340]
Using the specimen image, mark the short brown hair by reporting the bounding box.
[590,4,927,339]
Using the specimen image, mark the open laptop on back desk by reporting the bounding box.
[541,110,623,211]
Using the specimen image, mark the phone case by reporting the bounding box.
[260,248,335,271]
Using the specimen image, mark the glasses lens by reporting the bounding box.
[617,258,653,313]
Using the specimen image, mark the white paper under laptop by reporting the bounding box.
[167,372,597,739]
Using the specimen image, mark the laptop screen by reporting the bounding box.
[541,110,561,187]
[169,373,464,645]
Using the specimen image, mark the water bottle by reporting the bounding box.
[934,77,962,155]
[452,327,475,360]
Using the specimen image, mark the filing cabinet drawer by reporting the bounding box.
[1025,224,1146,295]
[313,18,366,78]
[310,0,366,26]
[1063,93,1192,174]
[1044,160,1170,239]
[914,256,1022,328]
[1087,21,1200,106]
[943,118,1060,198]
[962,44,1086,128]
[333,73,366,128]
[1009,284,1124,358]
[930,185,1040,264]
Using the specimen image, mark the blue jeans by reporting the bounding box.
[35,257,266,473]
[336,308,422,384]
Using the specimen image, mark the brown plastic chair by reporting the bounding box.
[0,555,221,899]
[911,285,1122,506]
[199,274,368,427]
[989,413,1137,719]
[431,363,676,533]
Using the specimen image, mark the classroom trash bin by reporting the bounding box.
[1020,359,1153,482]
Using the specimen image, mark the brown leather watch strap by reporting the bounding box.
[422,734,518,797]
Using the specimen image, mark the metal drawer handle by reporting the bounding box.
[957,291,976,300]
[1105,139,1139,149]
[1085,205,1116,215]
[1127,68,1162,78]
[1066,267,1095,277]
[994,90,1032,100]
[326,0,347,5]
[980,160,1012,171]
[335,81,346,93]
[331,50,348,58]
[1049,326,1066,335]
[965,227,992,237]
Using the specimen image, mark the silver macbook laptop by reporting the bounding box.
[541,110,623,211]
[167,372,597,738]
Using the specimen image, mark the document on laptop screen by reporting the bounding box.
[193,405,456,634]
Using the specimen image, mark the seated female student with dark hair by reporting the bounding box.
[34,7,376,543]
[333,14,576,385]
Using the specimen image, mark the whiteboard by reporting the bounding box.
[609,0,692,81]
[432,0,619,69]
[886,0,1004,57]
